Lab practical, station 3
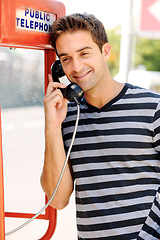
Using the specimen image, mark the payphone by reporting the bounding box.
[0,0,65,239]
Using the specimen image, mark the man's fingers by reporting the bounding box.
[48,74,66,87]
[46,74,67,96]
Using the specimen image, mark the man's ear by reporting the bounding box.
[102,42,111,60]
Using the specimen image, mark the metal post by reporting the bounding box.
[119,0,133,83]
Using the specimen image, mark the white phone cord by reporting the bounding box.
[5,103,80,236]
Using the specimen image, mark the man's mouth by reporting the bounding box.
[73,70,92,80]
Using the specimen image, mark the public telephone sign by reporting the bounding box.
[16,7,56,33]
[0,0,65,49]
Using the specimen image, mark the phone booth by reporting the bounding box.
[0,0,65,239]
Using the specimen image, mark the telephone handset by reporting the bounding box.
[51,60,84,104]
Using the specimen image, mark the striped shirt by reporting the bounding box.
[62,83,160,240]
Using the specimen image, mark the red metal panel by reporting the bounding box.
[44,49,56,92]
[0,0,65,49]
[0,0,64,237]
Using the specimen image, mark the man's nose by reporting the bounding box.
[72,58,82,73]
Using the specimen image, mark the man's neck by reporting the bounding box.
[84,79,124,109]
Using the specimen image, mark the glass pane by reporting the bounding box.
[0,47,44,108]
[0,47,45,214]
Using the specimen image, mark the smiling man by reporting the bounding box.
[41,13,160,240]
[56,30,123,108]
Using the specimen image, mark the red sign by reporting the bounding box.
[0,0,65,49]
[140,0,160,31]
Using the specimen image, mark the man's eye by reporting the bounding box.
[62,58,69,62]
[81,52,89,56]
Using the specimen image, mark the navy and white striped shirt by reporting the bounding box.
[62,83,160,240]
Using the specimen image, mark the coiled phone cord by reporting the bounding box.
[5,101,80,236]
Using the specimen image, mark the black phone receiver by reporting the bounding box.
[51,60,84,104]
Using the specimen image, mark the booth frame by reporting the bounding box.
[0,0,65,239]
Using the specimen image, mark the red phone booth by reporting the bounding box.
[0,0,65,239]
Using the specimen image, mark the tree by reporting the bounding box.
[107,28,121,77]
[107,27,160,76]
[134,38,160,71]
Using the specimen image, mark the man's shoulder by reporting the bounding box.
[125,83,160,99]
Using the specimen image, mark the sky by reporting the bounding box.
[59,0,136,29]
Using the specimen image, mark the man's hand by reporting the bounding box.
[44,74,68,131]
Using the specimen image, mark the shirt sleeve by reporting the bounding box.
[153,100,160,153]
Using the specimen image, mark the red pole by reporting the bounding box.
[0,106,5,240]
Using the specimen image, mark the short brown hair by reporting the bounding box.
[50,13,109,55]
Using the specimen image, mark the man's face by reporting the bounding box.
[56,30,110,94]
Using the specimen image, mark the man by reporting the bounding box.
[41,13,160,240]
